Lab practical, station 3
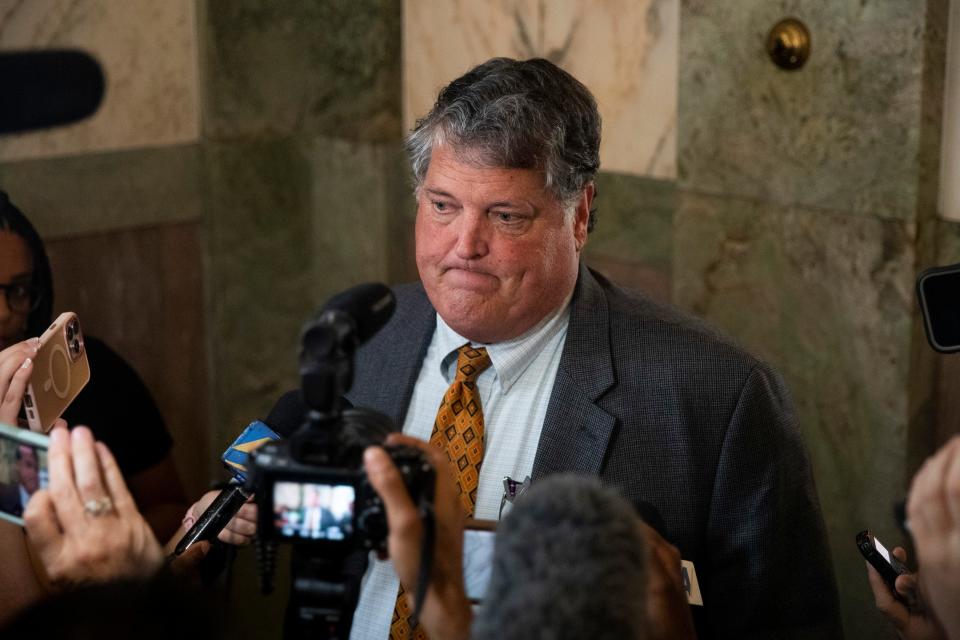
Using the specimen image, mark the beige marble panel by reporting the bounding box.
[403,0,677,179]
[0,0,200,161]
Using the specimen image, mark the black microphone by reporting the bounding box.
[317,282,396,344]
[0,50,105,134]
[472,475,650,640]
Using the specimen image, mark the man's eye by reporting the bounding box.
[432,200,449,212]
[495,212,520,223]
[10,284,31,299]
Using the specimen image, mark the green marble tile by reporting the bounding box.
[673,191,784,363]
[203,0,402,143]
[203,135,413,452]
[0,143,202,238]
[583,172,675,301]
[203,138,316,450]
[679,0,935,220]
[586,172,675,270]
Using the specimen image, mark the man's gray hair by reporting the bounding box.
[406,58,601,231]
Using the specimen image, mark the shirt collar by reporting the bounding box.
[434,292,573,394]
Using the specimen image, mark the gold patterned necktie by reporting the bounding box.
[390,344,492,640]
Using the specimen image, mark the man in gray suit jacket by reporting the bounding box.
[281,57,841,638]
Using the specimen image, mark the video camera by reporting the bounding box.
[247,283,435,639]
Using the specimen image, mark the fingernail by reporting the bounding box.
[20,357,31,369]
[182,516,195,529]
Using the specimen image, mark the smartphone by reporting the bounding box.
[0,422,50,525]
[857,529,909,588]
[917,263,960,353]
[464,519,497,604]
[23,312,90,433]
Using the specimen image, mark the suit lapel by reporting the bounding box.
[532,265,616,479]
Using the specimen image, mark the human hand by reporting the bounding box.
[905,436,960,640]
[363,433,471,640]
[866,545,946,640]
[0,338,38,426]
[640,521,697,640]
[23,426,164,587]
[179,489,257,546]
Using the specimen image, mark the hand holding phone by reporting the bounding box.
[858,529,909,589]
[23,312,90,432]
[0,338,38,426]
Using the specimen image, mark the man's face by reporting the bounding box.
[415,145,591,343]
[16,445,39,494]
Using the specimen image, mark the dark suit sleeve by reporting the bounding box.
[703,364,842,639]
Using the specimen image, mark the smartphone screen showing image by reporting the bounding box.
[0,423,50,526]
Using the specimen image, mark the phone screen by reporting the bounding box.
[0,424,50,526]
[918,265,960,352]
[873,535,893,563]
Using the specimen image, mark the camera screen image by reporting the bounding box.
[0,439,49,525]
[273,480,355,541]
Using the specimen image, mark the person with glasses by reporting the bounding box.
[0,190,189,622]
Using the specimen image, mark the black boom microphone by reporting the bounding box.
[0,50,105,134]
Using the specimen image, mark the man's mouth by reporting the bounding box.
[441,266,498,288]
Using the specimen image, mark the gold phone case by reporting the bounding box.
[23,312,91,433]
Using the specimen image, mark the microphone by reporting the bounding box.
[472,475,650,640]
[0,50,105,134]
[316,282,396,344]
[174,420,287,556]
[173,396,343,556]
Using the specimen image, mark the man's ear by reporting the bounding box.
[574,183,594,252]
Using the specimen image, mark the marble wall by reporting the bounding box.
[0,0,200,161]
[676,1,949,636]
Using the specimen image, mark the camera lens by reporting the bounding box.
[72,339,81,354]
[66,325,74,339]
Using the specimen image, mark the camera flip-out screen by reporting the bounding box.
[273,481,355,541]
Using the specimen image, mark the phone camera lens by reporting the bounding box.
[66,325,74,340]
[71,339,81,354]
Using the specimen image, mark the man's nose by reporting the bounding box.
[454,212,489,259]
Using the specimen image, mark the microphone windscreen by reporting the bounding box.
[473,475,648,640]
[0,50,105,134]
[320,283,395,344]
[264,390,308,437]
[263,390,354,437]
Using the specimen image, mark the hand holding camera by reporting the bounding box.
[364,433,472,640]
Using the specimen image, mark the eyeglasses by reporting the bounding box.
[0,282,40,314]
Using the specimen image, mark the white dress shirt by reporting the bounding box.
[349,299,571,639]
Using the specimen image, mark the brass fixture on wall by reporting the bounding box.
[766,18,811,70]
